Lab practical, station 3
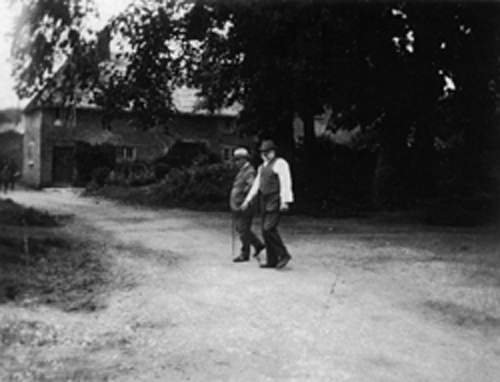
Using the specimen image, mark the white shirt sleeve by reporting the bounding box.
[274,158,294,204]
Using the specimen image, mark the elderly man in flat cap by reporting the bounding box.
[242,140,294,269]
[230,147,265,263]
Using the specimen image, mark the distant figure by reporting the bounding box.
[1,163,9,194]
[242,140,294,269]
[7,161,19,191]
[229,147,265,263]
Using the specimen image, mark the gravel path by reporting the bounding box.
[2,188,499,381]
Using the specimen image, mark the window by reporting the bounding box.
[117,146,136,162]
[222,146,233,162]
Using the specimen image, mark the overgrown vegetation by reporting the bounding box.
[0,199,110,312]
[89,138,499,226]
[94,162,236,212]
[148,162,236,209]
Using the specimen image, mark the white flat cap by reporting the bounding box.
[233,147,250,158]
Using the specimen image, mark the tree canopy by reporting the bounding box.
[179,0,499,205]
[10,0,100,103]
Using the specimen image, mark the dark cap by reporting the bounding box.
[259,140,277,152]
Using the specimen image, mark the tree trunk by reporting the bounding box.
[411,117,437,199]
[273,112,296,162]
[372,114,412,210]
[300,108,316,157]
[462,116,488,196]
[298,107,317,178]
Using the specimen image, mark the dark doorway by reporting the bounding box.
[52,146,74,185]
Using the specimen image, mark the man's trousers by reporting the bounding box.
[234,212,263,258]
[261,209,290,266]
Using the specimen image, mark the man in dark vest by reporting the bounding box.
[242,140,294,269]
[230,147,265,262]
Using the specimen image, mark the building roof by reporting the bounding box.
[24,63,241,118]
[49,123,173,150]
[172,87,241,116]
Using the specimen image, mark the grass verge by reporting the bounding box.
[0,198,111,312]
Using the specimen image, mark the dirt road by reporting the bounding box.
[2,189,500,381]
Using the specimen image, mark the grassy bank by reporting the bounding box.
[0,198,110,312]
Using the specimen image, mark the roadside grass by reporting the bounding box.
[0,198,111,312]
[0,198,129,382]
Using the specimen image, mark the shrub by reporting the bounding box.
[149,163,237,209]
[106,161,157,187]
[91,167,111,187]
[127,168,156,187]
[153,162,170,180]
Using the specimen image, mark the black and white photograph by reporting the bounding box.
[1,0,499,380]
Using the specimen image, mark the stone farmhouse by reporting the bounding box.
[21,84,248,188]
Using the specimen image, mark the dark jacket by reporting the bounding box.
[230,162,256,212]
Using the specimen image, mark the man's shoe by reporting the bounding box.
[233,255,249,263]
[259,263,276,268]
[276,255,292,270]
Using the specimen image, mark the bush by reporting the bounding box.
[91,167,111,187]
[153,162,170,181]
[127,168,156,187]
[105,161,157,187]
[149,163,237,210]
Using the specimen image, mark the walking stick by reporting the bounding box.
[231,213,235,260]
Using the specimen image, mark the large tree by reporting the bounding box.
[181,0,413,206]
[101,0,185,128]
[9,0,184,128]
[181,0,500,208]
[443,3,500,195]
[10,0,100,106]
[369,2,500,204]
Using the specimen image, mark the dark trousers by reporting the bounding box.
[261,208,290,266]
[234,211,264,258]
